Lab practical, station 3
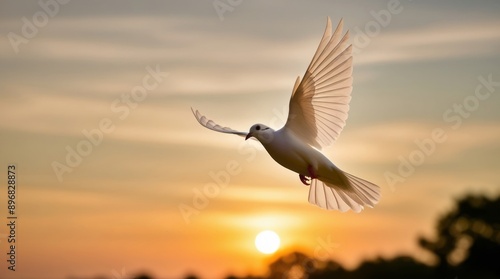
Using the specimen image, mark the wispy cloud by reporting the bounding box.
[356,20,500,65]
[332,121,500,166]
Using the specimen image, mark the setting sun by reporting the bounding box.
[255,230,281,254]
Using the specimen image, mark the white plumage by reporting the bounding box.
[192,17,380,212]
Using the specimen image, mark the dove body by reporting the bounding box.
[247,124,349,189]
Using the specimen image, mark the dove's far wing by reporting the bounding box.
[191,108,248,138]
[284,17,353,150]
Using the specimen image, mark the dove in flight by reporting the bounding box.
[191,17,380,212]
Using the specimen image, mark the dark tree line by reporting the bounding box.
[419,194,500,279]
[107,194,500,279]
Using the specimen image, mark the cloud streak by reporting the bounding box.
[355,20,500,65]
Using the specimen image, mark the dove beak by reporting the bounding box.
[245,133,253,140]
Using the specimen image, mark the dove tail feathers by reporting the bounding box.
[308,171,380,212]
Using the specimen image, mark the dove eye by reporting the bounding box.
[256,125,261,130]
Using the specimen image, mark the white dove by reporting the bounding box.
[192,17,380,212]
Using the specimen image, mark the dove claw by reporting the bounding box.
[299,174,310,186]
[307,165,317,179]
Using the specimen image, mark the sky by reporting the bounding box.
[0,0,500,279]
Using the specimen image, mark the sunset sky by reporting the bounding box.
[1,1,500,279]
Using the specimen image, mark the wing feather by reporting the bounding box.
[191,108,248,138]
[284,17,353,150]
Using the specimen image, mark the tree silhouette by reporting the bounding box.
[267,251,318,279]
[348,256,436,279]
[131,274,154,279]
[419,194,500,278]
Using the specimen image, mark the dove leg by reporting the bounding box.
[307,165,318,179]
[299,165,318,186]
[299,174,310,186]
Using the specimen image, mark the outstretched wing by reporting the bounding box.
[191,108,248,138]
[284,17,353,150]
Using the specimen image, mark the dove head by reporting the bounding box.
[246,124,274,143]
